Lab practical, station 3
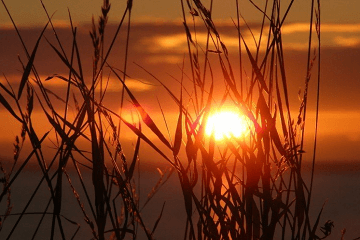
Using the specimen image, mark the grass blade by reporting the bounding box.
[110,66,172,150]
[0,92,22,122]
[151,201,166,235]
[128,134,141,181]
[173,76,183,156]
[18,22,48,99]
[120,115,176,169]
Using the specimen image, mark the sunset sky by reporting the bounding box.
[1,0,360,162]
[2,1,360,239]
[1,0,360,25]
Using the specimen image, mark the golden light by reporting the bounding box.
[205,110,248,141]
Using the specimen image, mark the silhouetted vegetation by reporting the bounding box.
[0,0,340,239]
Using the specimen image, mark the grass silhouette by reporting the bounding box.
[0,0,337,239]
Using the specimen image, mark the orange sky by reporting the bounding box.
[1,0,359,26]
[2,2,360,239]
[1,1,360,163]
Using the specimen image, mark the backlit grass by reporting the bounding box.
[0,0,336,239]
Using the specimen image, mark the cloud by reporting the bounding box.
[142,30,264,59]
[282,23,360,34]
[281,23,311,34]
[321,23,360,33]
[334,36,360,47]
[0,19,71,30]
[0,74,154,92]
[140,22,360,57]
[41,76,154,92]
[146,55,184,64]
[277,23,360,49]
[144,33,187,53]
[117,78,155,92]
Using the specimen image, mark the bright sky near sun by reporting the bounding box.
[1,0,360,161]
[205,110,249,141]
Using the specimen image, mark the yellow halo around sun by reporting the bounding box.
[205,110,248,141]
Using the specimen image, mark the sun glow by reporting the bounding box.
[205,110,248,141]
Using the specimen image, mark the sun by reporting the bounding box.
[205,110,248,141]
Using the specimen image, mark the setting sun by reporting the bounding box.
[205,110,248,141]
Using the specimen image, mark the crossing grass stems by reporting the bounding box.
[0,0,344,239]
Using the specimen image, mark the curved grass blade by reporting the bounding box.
[120,116,176,169]
[109,66,172,150]
[0,77,15,98]
[241,37,269,93]
[43,110,67,140]
[18,22,49,99]
[310,200,327,239]
[0,92,22,122]
[0,131,49,202]
[46,39,82,80]
[151,202,166,235]
[173,69,183,156]
[128,134,140,181]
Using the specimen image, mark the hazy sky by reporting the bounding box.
[1,0,359,27]
[1,0,360,162]
[2,2,360,239]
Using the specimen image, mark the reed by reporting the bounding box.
[0,0,333,239]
